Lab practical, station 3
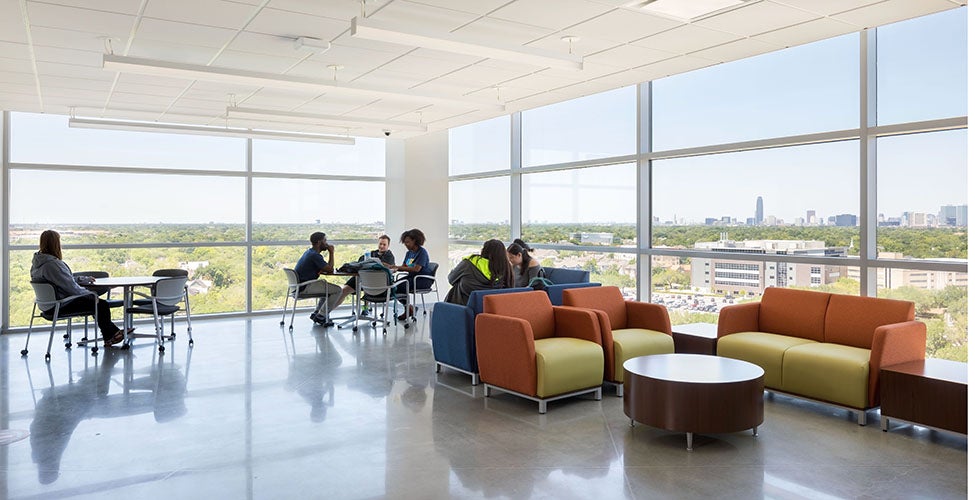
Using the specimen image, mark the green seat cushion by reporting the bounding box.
[717,332,816,389]
[611,328,675,383]
[535,337,604,398]
[782,342,871,409]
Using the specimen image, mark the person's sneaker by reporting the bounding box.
[310,313,327,325]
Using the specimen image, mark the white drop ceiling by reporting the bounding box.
[0,0,964,139]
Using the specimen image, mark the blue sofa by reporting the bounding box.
[431,287,532,385]
[540,266,600,305]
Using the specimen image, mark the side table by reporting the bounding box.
[879,358,967,434]
[672,322,718,355]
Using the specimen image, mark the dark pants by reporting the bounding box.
[395,276,434,306]
[55,295,121,340]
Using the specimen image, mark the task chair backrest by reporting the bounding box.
[30,281,58,310]
[482,290,555,340]
[359,269,393,295]
[153,268,189,278]
[152,277,188,306]
[562,286,627,330]
[283,268,300,287]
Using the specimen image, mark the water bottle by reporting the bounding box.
[363,251,371,262]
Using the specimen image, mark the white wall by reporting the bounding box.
[386,130,449,293]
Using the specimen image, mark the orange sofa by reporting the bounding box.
[717,287,926,425]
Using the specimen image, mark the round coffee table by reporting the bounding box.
[623,353,765,450]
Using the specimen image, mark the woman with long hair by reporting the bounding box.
[444,239,514,305]
[29,230,131,346]
[506,238,543,288]
[389,228,433,320]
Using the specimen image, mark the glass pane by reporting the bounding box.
[652,141,860,254]
[8,171,245,244]
[449,177,510,241]
[7,247,246,327]
[522,87,636,167]
[878,8,967,125]
[449,116,511,175]
[9,112,246,171]
[538,248,637,299]
[875,269,967,362]
[652,34,858,151]
[447,243,483,270]
[252,138,385,176]
[522,163,636,245]
[252,243,373,312]
[877,130,967,261]
[252,178,385,241]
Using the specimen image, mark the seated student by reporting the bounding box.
[507,238,543,288]
[341,234,396,312]
[388,228,432,320]
[295,231,343,326]
[29,229,132,346]
[444,239,514,306]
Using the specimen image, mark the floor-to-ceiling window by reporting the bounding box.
[447,8,967,361]
[3,114,385,326]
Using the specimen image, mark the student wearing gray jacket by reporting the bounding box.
[29,230,129,346]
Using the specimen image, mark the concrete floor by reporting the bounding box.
[0,312,967,499]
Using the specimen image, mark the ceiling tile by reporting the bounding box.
[30,0,145,15]
[525,32,619,58]
[39,74,111,92]
[584,43,677,68]
[32,45,103,67]
[0,4,29,44]
[490,0,612,31]
[25,26,115,53]
[368,1,481,32]
[137,18,237,49]
[771,0,888,16]
[631,24,740,54]
[126,39,217,65]
[560,9,682,43]
[752,17,859,47]
[247,8,350,41]
[450,17,553,46]
[831,0,957,28]
[689,37,782,63]
[695,2,821,36]
[144,0,259,30]
[212,49,304,74]
[36,61,115,82]
[265,0,360,21]
[406,0,513,16]
[26,3,135,37]
[633,55,718,81]
[0,57,32,74]
[227,31,302,58]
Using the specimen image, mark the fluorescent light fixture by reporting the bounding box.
[102,54,504,111]
[226,106,428,132]
[68,117,356,145]
[351,17,583,71]
[628,0,751,21]
[295,36,331,54]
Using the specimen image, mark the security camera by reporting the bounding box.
[383,129,391,137]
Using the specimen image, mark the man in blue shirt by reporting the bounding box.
[295,232,342,326]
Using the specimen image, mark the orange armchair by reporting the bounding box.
[562,286,674,396]
[475,291,604,413]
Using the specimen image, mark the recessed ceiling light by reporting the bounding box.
[628,0,753,21]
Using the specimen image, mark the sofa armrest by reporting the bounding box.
[717,302,761,338]
[625,301,672,335]
[430,302,476,371]
[552,306,601,345]
[475,313,537,396]
[867,320,927,406]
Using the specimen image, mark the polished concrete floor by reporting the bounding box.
[0,311,967,499]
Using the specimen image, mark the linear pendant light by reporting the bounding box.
[351,17,583,71]
[68,117,356,145]
[226,106,428,132]
[102,54,504,111]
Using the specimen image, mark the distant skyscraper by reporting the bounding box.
[755,197,764,225]
[806,210,817,225]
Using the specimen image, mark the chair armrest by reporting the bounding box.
[867,320,927,406]
[431,303,476,370]
[475,313,537,396]
[717,302,761,337]
[552,306,601,345]
[625,301,672,334]
[38,291,96,309]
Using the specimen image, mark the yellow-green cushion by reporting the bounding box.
[535,337,604,398]
[717,332,816,389]
[612,328,675,383]
[782,342,871,409]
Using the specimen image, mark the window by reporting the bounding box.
[449,116,511,175]
[652,34,858,151]
[252,138,385,176]
[522,87,636,167]
[877,8,967,125]
[449,177,510,241]
[251,178,385,241]
[522,163,636,245]
[10,113,246,171]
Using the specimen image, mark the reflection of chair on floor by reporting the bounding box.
[284,331,341,422]
[23,281,102,361]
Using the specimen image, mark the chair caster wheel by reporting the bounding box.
[288,326,294,332]
[404,323,410,329]
[188,339,194,346]
[121,343,130,350]
[279,321,285,326]
[170,334,176,340]
[44,354,51,362]
[20,349,28,356]
[65,343,71,349]
[352,327,358,333]
[63,333,70,339]
[91,347,98,355]
[158,345,165,354]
